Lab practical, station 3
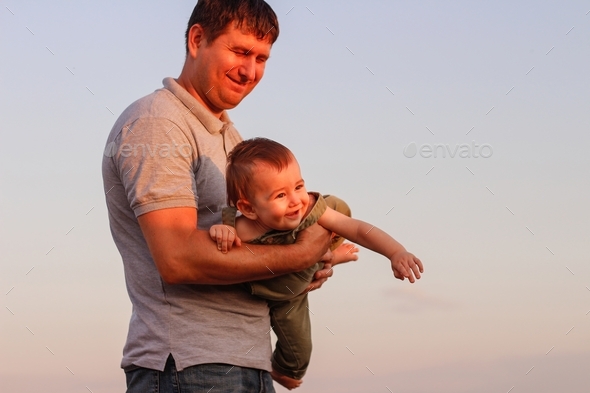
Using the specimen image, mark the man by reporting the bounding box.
[102,1,335,391]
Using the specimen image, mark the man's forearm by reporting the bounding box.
[139,207,332,285]
[162,230,322,284]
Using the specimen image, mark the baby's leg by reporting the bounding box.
[331,242,359,266]
[267,293,312,387]
[323,195,359,266]
[250,264,320,301]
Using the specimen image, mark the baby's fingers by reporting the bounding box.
[220,228,231,253]
[393,268,405,281]
[214,230,226,252]
[402,257,422,283]
[408,256,422,281]
[414,256,424,273]
[225,228,239,251]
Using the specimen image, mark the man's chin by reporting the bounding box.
[218,94,248,111]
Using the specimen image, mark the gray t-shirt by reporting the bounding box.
[102,77,272,372]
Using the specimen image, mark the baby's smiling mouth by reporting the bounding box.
[285,209,301,218]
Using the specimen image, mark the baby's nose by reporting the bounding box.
[289,194,301,206]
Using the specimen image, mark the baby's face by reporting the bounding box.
[246,158,310,232]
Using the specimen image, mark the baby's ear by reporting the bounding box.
[236,199,258,220]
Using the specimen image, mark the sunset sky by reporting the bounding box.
[2,1,589,392]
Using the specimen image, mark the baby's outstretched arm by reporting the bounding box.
[318,208,423,282]
[209,225,242,253]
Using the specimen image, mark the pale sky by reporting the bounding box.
[1,1,589,392]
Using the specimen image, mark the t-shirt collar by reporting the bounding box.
[162,77,232,135]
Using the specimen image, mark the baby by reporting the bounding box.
[210,137,423,389]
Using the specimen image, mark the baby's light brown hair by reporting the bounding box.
[226,137,295,206]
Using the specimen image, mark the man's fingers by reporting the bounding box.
[319,262,333,278]
[297,222,333,261]
[306,277,326,293]
[304,262,334,294]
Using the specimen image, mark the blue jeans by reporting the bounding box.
[125,355,276,393]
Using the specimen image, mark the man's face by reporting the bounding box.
[190,24,272,115]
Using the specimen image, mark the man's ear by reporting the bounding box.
[236,199,258,220]
[187,24,206,58]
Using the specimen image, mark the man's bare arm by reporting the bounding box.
[138,207,332,285]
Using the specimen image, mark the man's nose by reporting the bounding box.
[237,57,256,82]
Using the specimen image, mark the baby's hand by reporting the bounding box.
[209,225,241,253]
[390,251,423,283]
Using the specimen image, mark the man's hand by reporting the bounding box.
[305,261,333,294]
[390,251,423,283]
[304,242,361,293]
[304,247,339,293]
[209,224,241,253]
[295,223,333,294]
[294,222,333,266]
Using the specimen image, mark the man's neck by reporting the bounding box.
[176,72,223,119]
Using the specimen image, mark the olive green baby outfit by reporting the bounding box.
[222,193,351,379]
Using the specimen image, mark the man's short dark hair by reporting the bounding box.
[185,0,279,52]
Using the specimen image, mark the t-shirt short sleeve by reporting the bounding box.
[111,117,199,217]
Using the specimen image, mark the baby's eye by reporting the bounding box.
[295,184,303,190]
[275,193,285,199]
